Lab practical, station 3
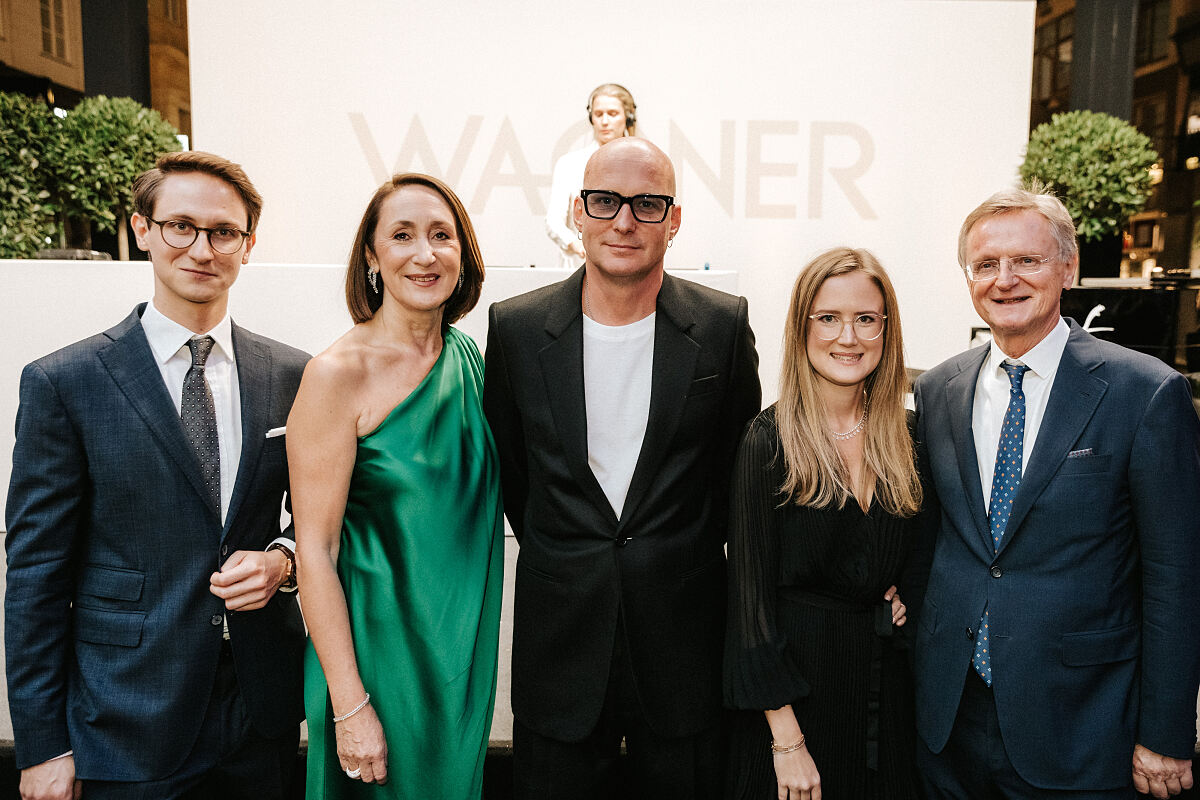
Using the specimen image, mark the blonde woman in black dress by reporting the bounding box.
[724,248,923,800]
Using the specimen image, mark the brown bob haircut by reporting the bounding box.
[132,150,263,232]
[345,173,485,325]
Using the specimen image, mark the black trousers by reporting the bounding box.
[513,614,723,800]
[84,640,299,800]
[917,668,1133,800]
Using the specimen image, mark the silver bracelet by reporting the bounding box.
[332,693,371,723]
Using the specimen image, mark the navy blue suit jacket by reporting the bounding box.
[4,305,309,780]
[911,319,1200,790]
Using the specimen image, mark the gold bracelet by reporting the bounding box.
[770,734,806,754]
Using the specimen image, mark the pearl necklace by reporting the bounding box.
[830,394,868,441]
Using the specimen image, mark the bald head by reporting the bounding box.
[583,137,676,197]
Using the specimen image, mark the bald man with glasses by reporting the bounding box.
[484,138,761,799]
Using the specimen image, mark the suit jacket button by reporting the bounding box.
[616,536,628,547]
[991,566,1003,578]
[210,614,223,626]
[966,626,975,639]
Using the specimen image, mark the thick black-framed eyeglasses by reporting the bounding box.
[580,190,675,223]
[147,217,251,255]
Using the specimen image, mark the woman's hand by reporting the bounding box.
[884,585,906,627]
[336,703,388,785]
[773,745,821,800]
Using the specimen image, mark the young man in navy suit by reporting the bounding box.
[912,185,1200,798]
[5,151,308,800]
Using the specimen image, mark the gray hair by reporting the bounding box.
[957,180,1077,267]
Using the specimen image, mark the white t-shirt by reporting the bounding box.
[584,312,656,519]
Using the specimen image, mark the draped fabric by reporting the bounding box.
[724,406,921,800]
[305,327,504,799]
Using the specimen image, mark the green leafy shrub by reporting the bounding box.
[1020,110,1158,242]
[50,95,181,258]
[0,92,60,257]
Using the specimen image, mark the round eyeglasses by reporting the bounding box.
[807,313,887,341]
[147,217,251,255]
[964,254,1054,282]
[580,190,675,223]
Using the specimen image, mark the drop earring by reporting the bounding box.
[368,267,379,293]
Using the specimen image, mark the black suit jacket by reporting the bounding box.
[484,269,761,740]
[4,305,309,780]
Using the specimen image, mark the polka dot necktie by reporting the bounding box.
[972,361,1029,687]
[182,336,221,517]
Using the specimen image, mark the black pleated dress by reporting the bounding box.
[723,406,922,800]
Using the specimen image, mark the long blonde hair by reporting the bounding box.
[776,247,921,517]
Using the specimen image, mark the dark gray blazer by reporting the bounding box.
[484,269,761,741]
[5,304,309,780]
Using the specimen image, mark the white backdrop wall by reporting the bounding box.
[189,0,1036,397]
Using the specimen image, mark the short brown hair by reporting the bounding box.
[132,150,263,232]
[345,174,485,325]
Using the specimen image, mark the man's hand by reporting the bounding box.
[1133,743,1194,798]
[20,755,81,800]
[209,549,289,610]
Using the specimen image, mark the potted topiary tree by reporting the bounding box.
[0,92,60,258]
[1019,109,1158,279]
[48,95,181,260]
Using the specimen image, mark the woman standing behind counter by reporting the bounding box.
[544,82,637,268]
[289,173,504,798]
[724,248,924,800]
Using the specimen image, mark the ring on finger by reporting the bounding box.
[345,767,361,779]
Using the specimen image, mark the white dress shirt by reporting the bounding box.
[972,318,1069,512]
[545,140,599,269]
[141,300,242,523]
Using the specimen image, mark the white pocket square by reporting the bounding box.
[265,426,286,439]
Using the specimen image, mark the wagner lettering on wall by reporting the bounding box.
[351,113,876,220]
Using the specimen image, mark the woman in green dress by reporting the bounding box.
[289,173,504,798]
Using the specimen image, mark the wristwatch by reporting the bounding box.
[267,542,298,592]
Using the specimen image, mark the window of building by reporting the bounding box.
[1031,12,1073,126]
[40,0,66,59]
[1136,0,1171,67]
[163,0,182,23]
[1134,94,1172,165]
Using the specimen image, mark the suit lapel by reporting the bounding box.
[998,325,1107,554]
[222,324,272,539]
[539,270,617,526]
[945,345,993,553]
[619,274,699,528]
[97,305,220,522]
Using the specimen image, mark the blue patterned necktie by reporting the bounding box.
[972,361,1029,687]
[182,336,221,517]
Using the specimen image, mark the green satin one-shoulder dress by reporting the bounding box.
[304,326,504,799]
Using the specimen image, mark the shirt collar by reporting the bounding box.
[986,316,1069,380]
[141,300,235,366]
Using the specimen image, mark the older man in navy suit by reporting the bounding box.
[5,151,308,800]
[911,184,1200,798]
